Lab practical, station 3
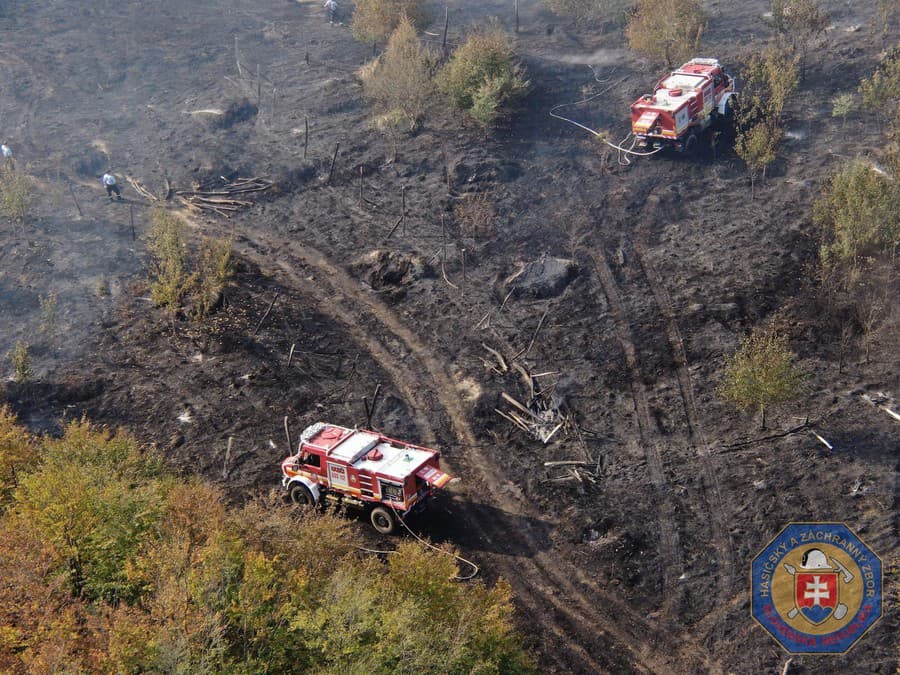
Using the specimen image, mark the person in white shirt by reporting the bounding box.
[101,172,122,200]
[0,144,11,161]
[324,0,337,24]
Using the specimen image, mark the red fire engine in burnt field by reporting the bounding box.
[281,422,452,534]
[631,57,736,153]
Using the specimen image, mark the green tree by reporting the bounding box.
[438,28,529,129]
[39,291,58,334]
[814,161,900,270]
[351,0,427,44]
[734,121,782,198]
[625,0,706,69]
[769,0,828,59]
[147,210,233,319]
[719,327,806,430]
[733,46,798,195]
[741,46,800,125]
[0,405,36,508]
[360,15,435,132]
[0,411,533,673]
[12,419,172,602]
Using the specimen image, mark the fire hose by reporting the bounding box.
[549,67,663,165]
[355,502,480,582]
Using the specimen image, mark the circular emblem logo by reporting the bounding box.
[751,522,883,653]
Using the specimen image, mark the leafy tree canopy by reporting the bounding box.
[719,327,806,429]
[438,28,529,129]
[0,413,534,674]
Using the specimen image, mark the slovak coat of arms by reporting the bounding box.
[751,522,883,654]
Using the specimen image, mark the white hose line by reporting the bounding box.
[390,502,481,581]
[548,68,664,165]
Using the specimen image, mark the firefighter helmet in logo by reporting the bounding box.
[751,523,883,654]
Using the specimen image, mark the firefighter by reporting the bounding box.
[323,0,337,24]
[101,171,123,201]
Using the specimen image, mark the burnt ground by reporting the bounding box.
[0,0,897,672]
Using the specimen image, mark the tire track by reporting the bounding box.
[590,250,686,616]
[633,242,735,641]
[224,233,713,674]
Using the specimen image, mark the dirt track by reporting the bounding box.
[1,0,897,672]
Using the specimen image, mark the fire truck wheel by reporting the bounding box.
[370,506,397,535]
[723,97,734,120]
[289,483,315,507]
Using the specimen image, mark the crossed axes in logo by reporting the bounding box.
[783,559,853,620]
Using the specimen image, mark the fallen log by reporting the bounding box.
[495,408,530,432]
[126,176,159,201]
[543,460,592,467]
[482,343,508,372]
[501,392,538,420]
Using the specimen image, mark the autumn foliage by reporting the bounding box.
[0,412,532,673]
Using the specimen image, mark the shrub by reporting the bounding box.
[858,47,900,125]
[831,93,855,125]
[543,0,629,25]
[8,340,31,383]
[625,0,706,69]
[0,164,31,224]
[438,29,529,129]
[192,236,234,319]
[147,209,192,312]
[734,121,782,198]
[146,210,233,319]
[96,274,110,297]
[814,162,900,270]
[38,291,57,334]
[351,0,427,43]
[719,327,805,430]
[360,15,435,132]
[455,191,495,244]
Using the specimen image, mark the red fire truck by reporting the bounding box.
[281,422,453,534]
[630,57,735,152]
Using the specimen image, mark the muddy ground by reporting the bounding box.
[0,0,897,672]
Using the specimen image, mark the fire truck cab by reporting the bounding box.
[631,58,735,152]
[281,422,452,534]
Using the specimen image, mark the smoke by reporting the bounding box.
[550,48,630,67]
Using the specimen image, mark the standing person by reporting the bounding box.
[101,171,122,200]
[1,143,12,165]
[324,0,337,24]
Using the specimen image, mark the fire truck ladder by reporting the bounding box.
[357,473,375,498]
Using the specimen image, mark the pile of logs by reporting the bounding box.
[176,177,272,217]
[495,391,565,444]
[486,343,567,444]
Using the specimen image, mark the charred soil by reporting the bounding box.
[0,0,896,672]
